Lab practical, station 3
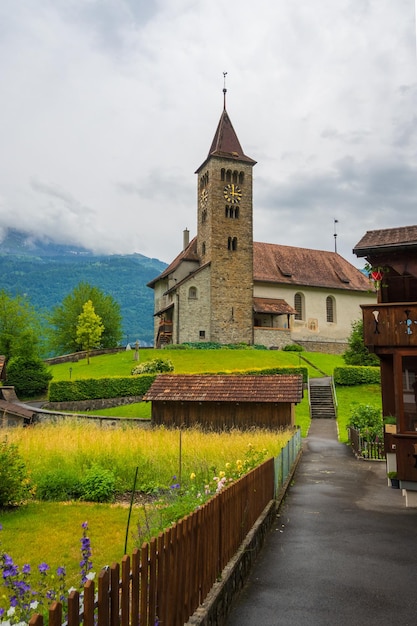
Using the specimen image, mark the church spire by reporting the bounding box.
[204,76,256,166]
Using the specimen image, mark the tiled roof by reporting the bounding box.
[206,109,256,165]
[353,225,417,256]
[143,374,304,403]
[253,297,297,315]
[253,242,370,291]
[0,400,35,420]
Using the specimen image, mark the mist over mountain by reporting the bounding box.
[0,229,167,349]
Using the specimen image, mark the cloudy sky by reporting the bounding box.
[0,0,416,266]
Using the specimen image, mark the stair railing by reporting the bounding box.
[330,376,338,418]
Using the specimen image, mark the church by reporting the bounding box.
[148,91,375,352]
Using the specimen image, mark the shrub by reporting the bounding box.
[131,358,174,375]
[348,404,383,441]
[81,466,115,503]
[5,356,53,397]
[334,366,380,386]
[35,469,83,501]
[343,320,379,366]
[48,374,157,402]
[0,438,32,507]
[282,344,304,352]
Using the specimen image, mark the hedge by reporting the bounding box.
[48,366,308,402]
[333,366,380,386]
[48,374,157,402]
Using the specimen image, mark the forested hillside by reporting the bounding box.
[0,230,167,347]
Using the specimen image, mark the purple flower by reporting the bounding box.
[22,564,31,574]
[82,521,88,529]
[0,608,4,618]
[4,554,14,566]
[38,562,50,574]
[56,566,66,577]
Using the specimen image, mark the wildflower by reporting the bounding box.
[219,471,225,478]
[38,563,50,574]
[190,472,196,480]
[29,601,39,610]
[225,463,231,470]
[56,566,66,578]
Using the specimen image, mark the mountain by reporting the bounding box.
[0,229,167,348]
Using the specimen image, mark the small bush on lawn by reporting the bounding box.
[348,404,383,442]
[80,466,116,503]
[282,344,304,352]
[131,358,174,375]
[0,438,32,508]
[35,469,83,501]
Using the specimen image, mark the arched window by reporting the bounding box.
[294,293,304,320]
[326,296,335,322]
[221,168,225,181]
[202,242,206,256]
[239,171,244,185]
[188,286,197,300]
[226,170,232,182]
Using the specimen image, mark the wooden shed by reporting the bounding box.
[0,387,36,427]
[143,374,304,430]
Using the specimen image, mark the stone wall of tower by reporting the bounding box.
[197,156,254,344]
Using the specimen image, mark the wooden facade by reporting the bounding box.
[354,225,417,498]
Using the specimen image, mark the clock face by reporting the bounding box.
[223,183,242,204]
[200,189,208,207]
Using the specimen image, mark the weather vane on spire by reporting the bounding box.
[223,71,228,109]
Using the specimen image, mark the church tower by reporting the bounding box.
[195,87,256,344]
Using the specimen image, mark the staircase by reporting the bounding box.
[309,377,336,419]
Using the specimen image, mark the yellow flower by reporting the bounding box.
[225,462,231,469]
[219,471,225,478]
[190,472,196,480]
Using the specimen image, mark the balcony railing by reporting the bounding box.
[361,302,417,348]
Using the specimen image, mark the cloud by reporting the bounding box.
[0,0,415,265]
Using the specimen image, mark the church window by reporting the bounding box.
[226,170,232,182]
[239,172,244,184]
[326,296,335,323]
[228,237,237,251]
[225,205,239,219]
[199,330,206,338]
[202,209,207,223]
[189,287,197,300]
[294,293,304,320]
[202,242,206,255]
[221,168,225,181]
[232,171,238,183]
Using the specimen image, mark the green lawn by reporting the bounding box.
[48,347,343,381]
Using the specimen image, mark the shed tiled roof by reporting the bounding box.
[143,374,303,404]
[253,297,297,315]
[253,242,370,291]
[0,400,35,420]
[353,225,417,256]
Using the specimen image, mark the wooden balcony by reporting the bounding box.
[361,302,417,348]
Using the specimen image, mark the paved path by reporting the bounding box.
[226,419,417,626]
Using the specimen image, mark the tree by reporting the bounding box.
[6,356,53,397]
[48,282,122,355]
[0,290,42,362]
[343,319,379,366]
[76,300,104,364]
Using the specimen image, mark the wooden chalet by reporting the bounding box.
[143,374,304,430]
[354,224,417,506]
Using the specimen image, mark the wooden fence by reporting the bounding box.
[347,426,385,460]
[29,431,301,626]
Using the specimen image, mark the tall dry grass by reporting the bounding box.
[6,422,292,493]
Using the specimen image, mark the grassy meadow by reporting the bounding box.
[0,347,382,600]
